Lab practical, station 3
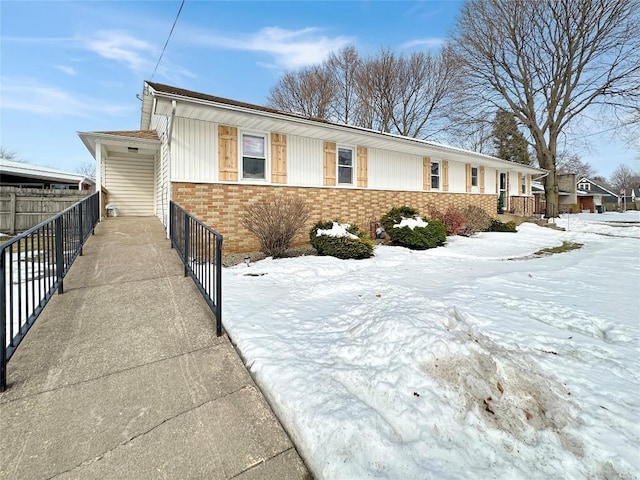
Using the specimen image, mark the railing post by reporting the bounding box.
[78,202,84,256]
[55,216,64,295]
[183,213,189,277]
[216,235,223,337]
[1,249,7,391]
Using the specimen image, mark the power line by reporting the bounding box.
[151,0,185,81]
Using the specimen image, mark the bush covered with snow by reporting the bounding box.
[310,221,374,259]
[459,205,492,236]
[487,219,517,232]
[381,206,447,250]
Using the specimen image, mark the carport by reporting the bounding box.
[78,130,161,218]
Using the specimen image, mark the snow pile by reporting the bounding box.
[392,216,428,230]
[316,222,359,239]
[553,211,640,239]
[223,218,639,479]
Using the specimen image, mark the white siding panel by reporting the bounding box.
[368,148,422,190]
[485,167,497,194]
[288,135,324,186]
[151,113,170,224]
[448,162,466,193]
[171,117,216,182]
[104,156,155,216]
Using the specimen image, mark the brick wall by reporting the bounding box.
[172,182,498,253]
[509,196,536,216]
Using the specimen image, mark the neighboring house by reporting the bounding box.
[576,177,619,205]
[79,81,543,253]
[0,159,94,190]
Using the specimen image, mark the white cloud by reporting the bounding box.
[54,65,77,75]
[188,26,353,69]
[0,78,134,117]
[84,30,157,73]
[400,37,446,50]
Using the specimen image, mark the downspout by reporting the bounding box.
[165,100,177,238]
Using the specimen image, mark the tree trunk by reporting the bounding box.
[538,147,559,218]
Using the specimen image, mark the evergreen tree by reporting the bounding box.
[491,109,531,165]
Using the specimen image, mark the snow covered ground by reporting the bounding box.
[223,213,640,479]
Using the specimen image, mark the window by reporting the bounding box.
[431,161,440,189]
[338,147,354,184]
[242,133,266,180]
[521,174,526,194]
[471,167,478,187]
[578,182,590,191]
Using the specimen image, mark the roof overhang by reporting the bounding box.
[142,82,545,175]
[78,131,161,159]
[0,159,94,186]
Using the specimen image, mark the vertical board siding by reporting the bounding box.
[526,174,531,195]
[271,133,287,184]
[422,157,431,191]
[357,146,368,187]
[323,141,337,186]
[151,114,169,222]
[479,166,486,193]
[104,156,155,216]
[442,160,449,192]
[171,117,216,182]
[288,135,324,186]
[518,173,523,195]
[445,161,465,193]
[465,163,472,193]
[218,125,238,181]
[368,148,422,190]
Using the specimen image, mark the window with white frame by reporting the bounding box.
[471,166,479,187]
[578,182,590,191]
[521,174,526,194]
[431,161,440,189]
[241,133,267,180]
[338,147,354,184]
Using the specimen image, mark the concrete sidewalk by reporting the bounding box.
[0,218,310,480]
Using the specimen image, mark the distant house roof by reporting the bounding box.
[576,177,619,198]
[0,159,95,186]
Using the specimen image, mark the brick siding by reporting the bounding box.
[172,182,498,253]
[509,196,536,216]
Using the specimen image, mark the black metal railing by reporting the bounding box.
[1,191,99,391]
[169,201,223,337]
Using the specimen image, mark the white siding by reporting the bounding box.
[171,117,216,182]
[509,171,519,195]
[151,113,170,225]
[287,135,324,186]
[447,162,466,192]
[485,167,497,194]
[104,156,155,216]
[368,148,422,190]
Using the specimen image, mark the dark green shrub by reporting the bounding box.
[459,205,492,236]
[380,206,447,250]
[310,221,374,259]
[497,194,505,214]
[487,219,517,232]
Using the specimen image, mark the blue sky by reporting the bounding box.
[1,0,636,178]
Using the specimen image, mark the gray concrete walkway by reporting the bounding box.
[0,218,310,480]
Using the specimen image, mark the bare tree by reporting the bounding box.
[0,146,23,162]
[326,46,362,125]
[267,65,336,119]
[76,161,96,179]
[450,0,640,217]
[556,152,597,179]
[356,48,397,133]
[609,164,640,190]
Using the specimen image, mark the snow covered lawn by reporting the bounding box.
[223,213,640,479]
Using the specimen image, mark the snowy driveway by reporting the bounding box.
[223,213,640,479]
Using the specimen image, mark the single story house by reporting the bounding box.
[79,81,544,253]
[576,177,619,205]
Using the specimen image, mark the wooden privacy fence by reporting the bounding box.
[0,187,91,235]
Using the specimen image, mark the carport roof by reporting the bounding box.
[93,130,160,141]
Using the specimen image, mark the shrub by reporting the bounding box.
[380,206,447,250]
[487,219,517,232]
[459,205,492,236]
[310,221,374,259]
[428,205,466,236]
[241,195,310,258]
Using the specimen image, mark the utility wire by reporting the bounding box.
[151,0,185,81]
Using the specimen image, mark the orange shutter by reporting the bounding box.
[465,163,472,193]
[271,133,287,184]
[479,166,485,193]
[442,160,449,192]
[526,174,531,195]
[423,157,431,190]
[323,141,337,186]
[357,146,368,187]
[495,170,499,193]
[218,125,238,181]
